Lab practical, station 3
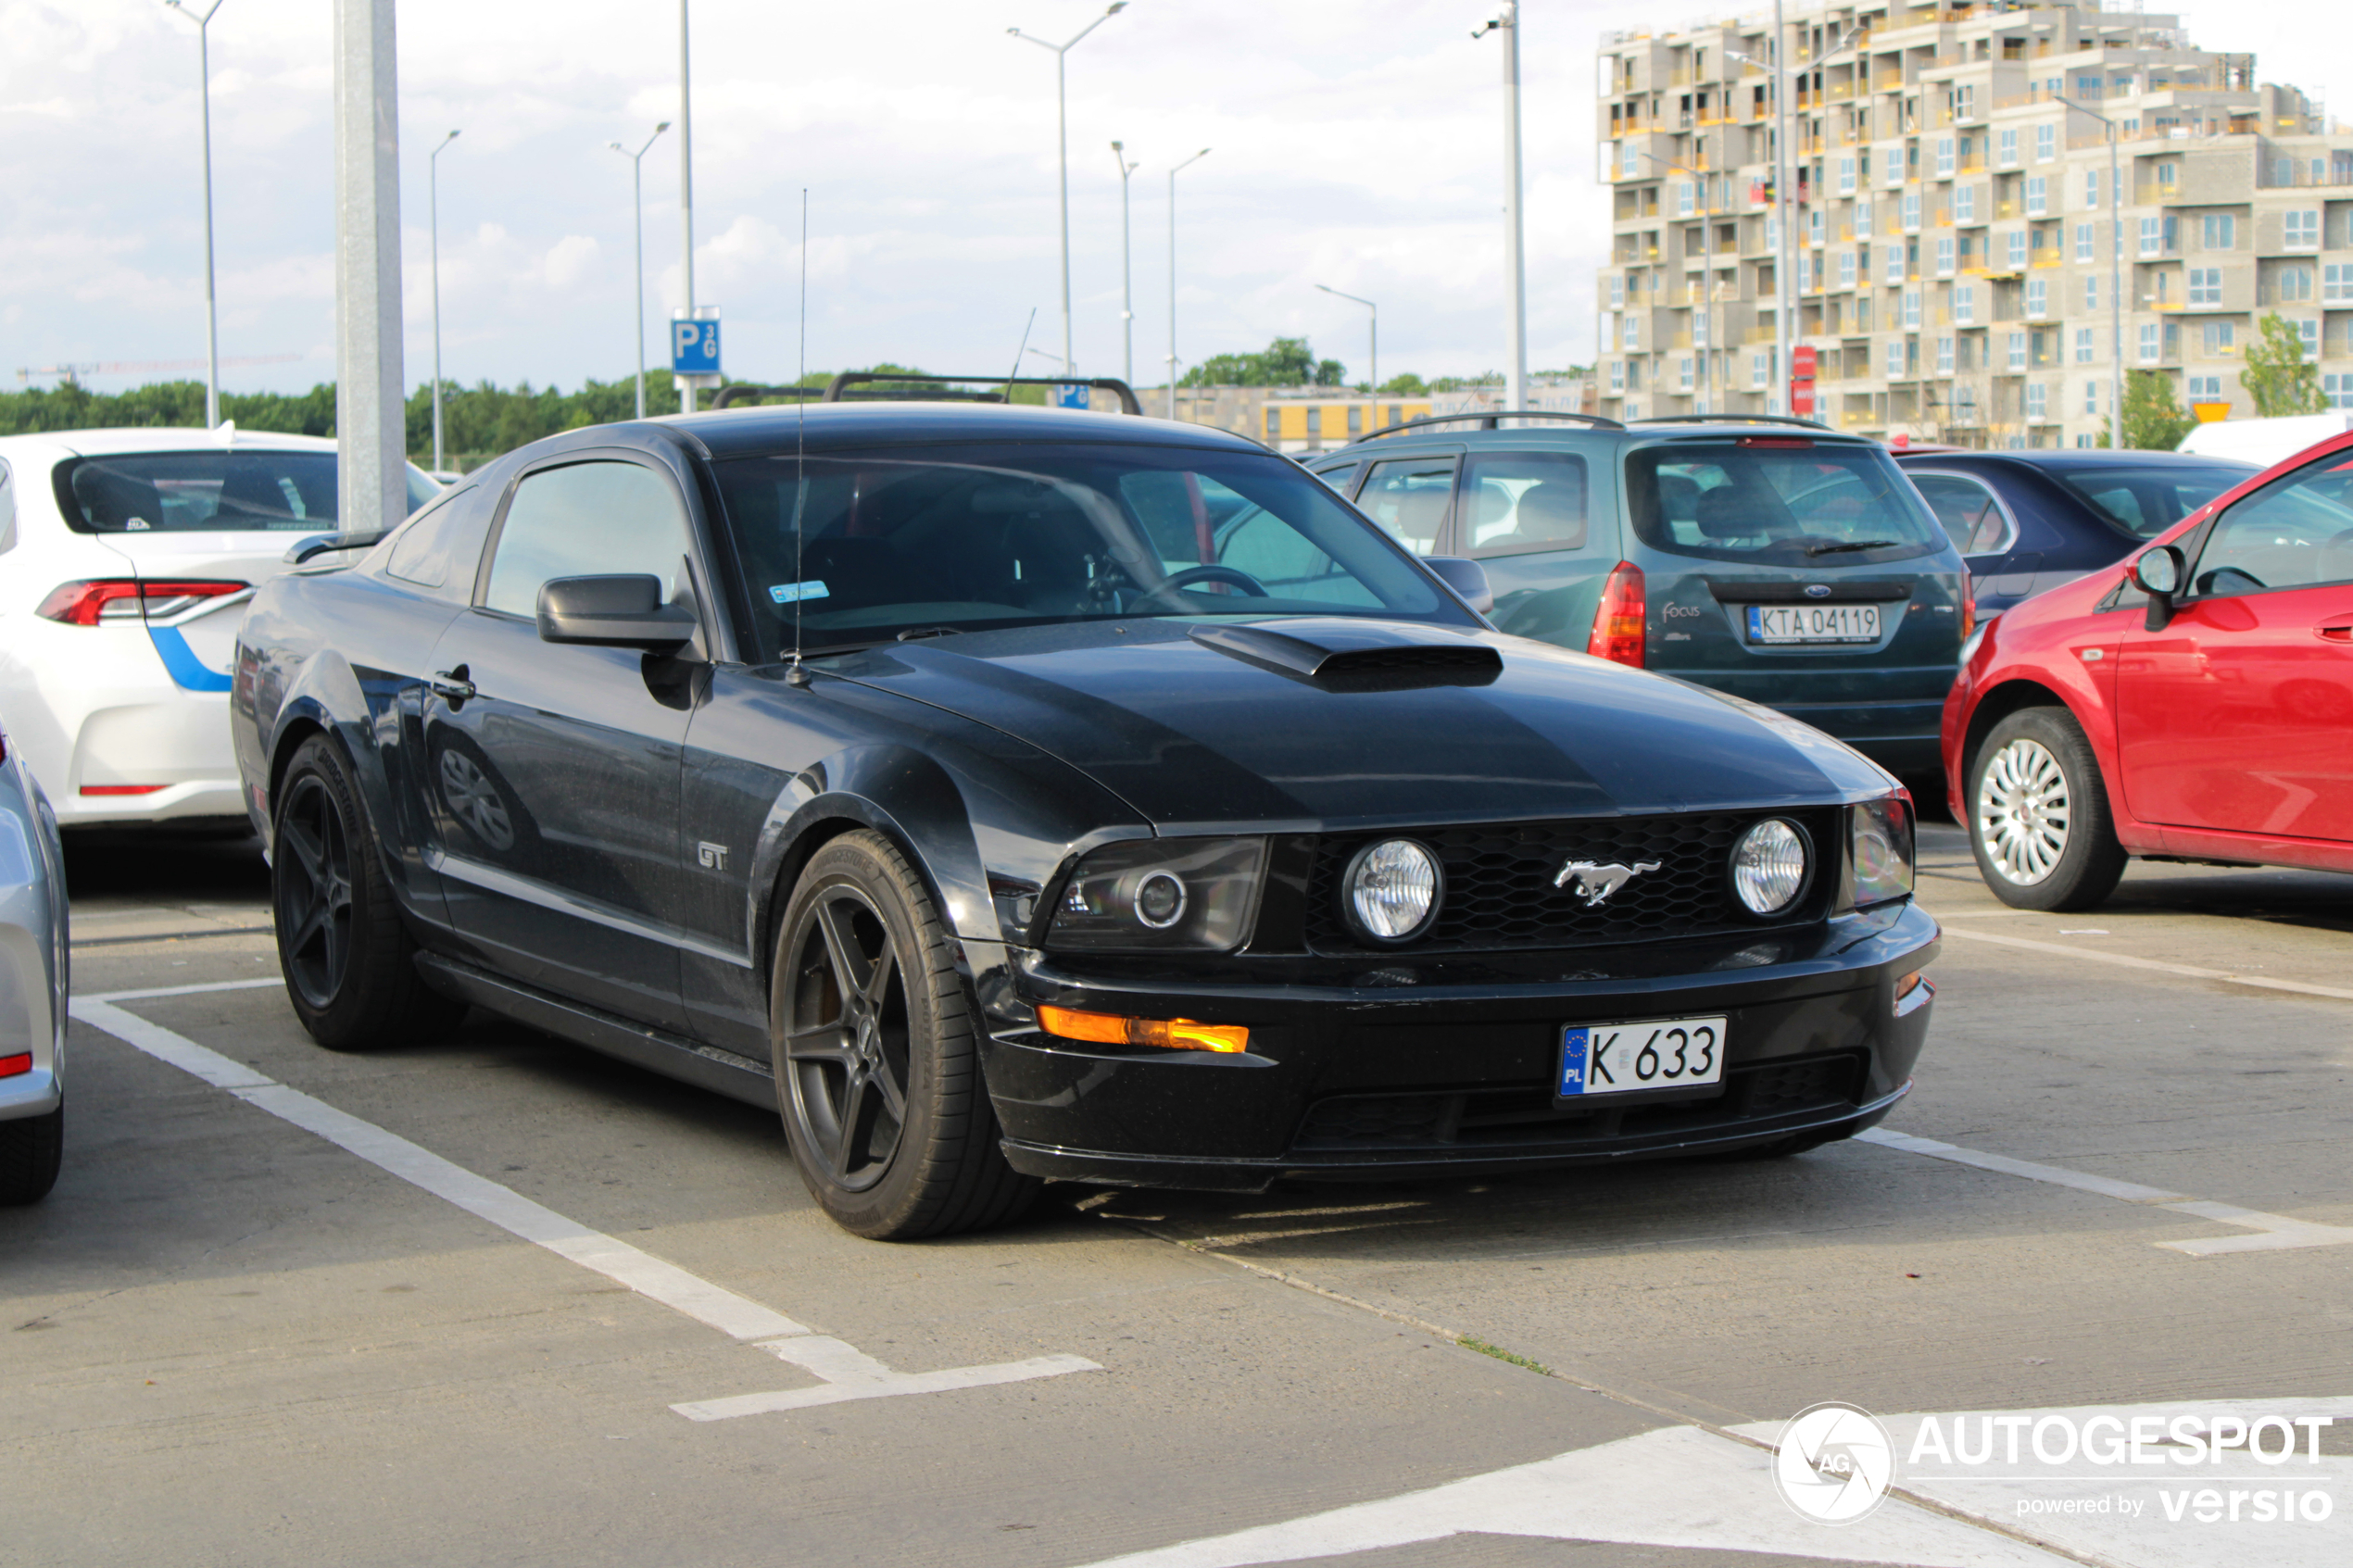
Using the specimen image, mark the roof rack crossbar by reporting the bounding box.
[1625,412,1833,430]
[1342,409,1625,446]
[710,375,1144,415]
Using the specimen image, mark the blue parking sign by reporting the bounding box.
[672,319,722,375]
[1053,383,1088,409]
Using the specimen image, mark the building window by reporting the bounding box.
[2026,277,2048,317]
[2202,320,2236,356]
[2026,383,2047,420]
[1937,337,1955,374]
[1680,357,1694,392]
[1884,340,1905,377]
[2075,328,2095,364]
[1955,384,1978,421]
[2325,373,2353,409]
[1746,351,1766,388]
[2188,268,2222,307]
[1609,275,1625,307]
[1885,144,1905,187]
[1936,136,1956,178]
[2297,319,2319,357]
[1808,208,1826,245]
[2075,222,2093,262]
[2083,169,2100,208]
[2007,231,2027,269]
[2008,332,2027,372]
[1765,215,1780,252]
[1839,156,1856,196]
[2286,210,2320,249]
[1621,143,1640,179]
[2084,381,2100,415]
[1839,250,1857,288]
[2084,275,2099,311]
[1856,201,1874,240]
[1956,186,1976,224]
[1624,399,1641,420]
[1902,190,1920,232]
[2139,216,2163,257]
[1998,127,2020,168]
[1305,408,1323,439]
[1902,291,1921,330]
[1679,182,1696,218]
[2026,176,2047,218]
[2186,375,2221,402]
[2034,123,2056,162]
[1611,361,1626,393]
[1955,284,1976,325]
[1936,235,1956,275]
[2281,266,2313,302]
[2326,264,2353,305]
[1265,407,1280,438]
[2139,322,2160,363]
[1884,244,1905,285]
[2201,213,2236,250]
[1953,84,1976,121]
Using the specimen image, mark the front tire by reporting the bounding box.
[1968,708,2127,911]
[0,1107,63,1204]
[770,831,1037,1240]
[273,735,467,1050]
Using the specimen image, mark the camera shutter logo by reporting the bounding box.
[1774,1402,1895,1524]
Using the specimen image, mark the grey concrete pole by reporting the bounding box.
[1113,143,1138,386]
[1774,0,1792,419]
[1500,2,1527,412]
[2058,95,2124,448]
[611,125,668,421]
[1165,147,1208,420]
[165,2,226,429]
[430,130,459,473]
[679,0,697,415]
[1316,284,1378,395]
[333,0,406,533]
[1010,6,1127,381]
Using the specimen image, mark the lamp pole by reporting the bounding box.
[164,0,226,429]
[428,129,459,472]
[1315,284,1377,395]
[1475,5,1528,411]
[2057,94,2124,450]
[610,123,671,420]
[678,0,697,413]
[1009,3,1129,379]
[1165,146,1209,419]
[1112,141,1139,386]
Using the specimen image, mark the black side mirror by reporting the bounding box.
[536,574,698,650]
[2132,546,2184,633]
[1424,556,1494,617]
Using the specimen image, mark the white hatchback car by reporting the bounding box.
[0,428,436,831]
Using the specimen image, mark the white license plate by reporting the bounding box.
[1558,1016,1727,1098]
[1747,603,1881,644]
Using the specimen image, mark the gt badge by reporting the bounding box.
[697,841,728,870]
[1554,859,1661,908]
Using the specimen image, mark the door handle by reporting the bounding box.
[2317,624,2353,643]
[430,666,477,702]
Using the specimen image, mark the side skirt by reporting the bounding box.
[414,953,776,1110]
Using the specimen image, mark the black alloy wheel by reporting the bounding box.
[771,831,1036,1240]
[271,735,468,1051]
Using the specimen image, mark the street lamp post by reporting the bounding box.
[2056,94,2124,450]
[1475,4,1528,412]
[1009,3,1129,379]
[678,0,698,414]
[428,129,459,473]
[163,0,226,430]
[1164,146,1209,420]
[610,123,671,420]
[1315,284,1377,396]
[1111,141,1139,386]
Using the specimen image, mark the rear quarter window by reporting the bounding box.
[1626,442,1944,566]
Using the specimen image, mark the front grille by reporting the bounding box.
[1303,810,1833,954]
[1291,1051,1866,1152]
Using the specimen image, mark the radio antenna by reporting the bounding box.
[1003,307,1037,405]
[787,187,812,687]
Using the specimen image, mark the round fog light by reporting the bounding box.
[1133,871,1188,929]
[1345,838,1441,943]
[1731,819,1808,914]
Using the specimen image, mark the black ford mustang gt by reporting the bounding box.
[233,404,1938,1239]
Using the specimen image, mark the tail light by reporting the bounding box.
[1959,567,1975,642]
[34,579,249,626]
[1587,561,1646,668]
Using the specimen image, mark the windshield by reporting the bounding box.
[2045,462,2256,540]
[53,450,441,533]
[711,442,1457,660]
[1625,441,1945,566]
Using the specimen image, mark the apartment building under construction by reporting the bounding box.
[1596,0,2353,445]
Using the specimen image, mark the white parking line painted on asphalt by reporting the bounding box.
[1938,924,2353,1004]
[1858,1129,2353,1255]
[1062,1421,2083,1568]
[84,976,292,1004]
[68,992,1100,1414]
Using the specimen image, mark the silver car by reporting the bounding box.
[0,716,67,1203]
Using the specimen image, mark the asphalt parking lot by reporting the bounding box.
[6,824,2348,1568]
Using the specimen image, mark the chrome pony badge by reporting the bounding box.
[1554,859,1661,908]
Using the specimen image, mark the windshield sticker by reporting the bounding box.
[771,580,830,604]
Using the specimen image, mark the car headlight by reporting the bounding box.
[1730,818,1810,915]
[1849,793,1915,908]
[1342,838,1443,944]
[1046,837,1266,951]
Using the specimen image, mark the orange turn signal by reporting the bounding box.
[1894,970,1924,1000]
[1036,1004,1250,1054]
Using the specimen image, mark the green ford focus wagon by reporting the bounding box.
[1305,413,1969,788]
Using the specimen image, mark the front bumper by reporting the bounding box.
[976,900,1939,1191]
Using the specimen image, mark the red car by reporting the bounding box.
[1943,431,2353,909]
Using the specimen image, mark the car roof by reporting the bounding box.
[0,427,340,456]
[1896,448,2259,471]
[659,401,1265,459]
[1316,419,1886,460]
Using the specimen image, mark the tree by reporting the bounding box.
[1179,337,1345,387]
[2120,369,2196,451]
[1377,372,1428,396]
[2242,312,2326,419]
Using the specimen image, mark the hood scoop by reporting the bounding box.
[1189,620,1503,692]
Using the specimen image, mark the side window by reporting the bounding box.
[1459,450,1590,555]
[2191,454,2353,598]
[1354,457,1458,556]
[1310,460,1362,495]
[482,461,694,618]
[1907,470,2016,557]
[384,483,482,594]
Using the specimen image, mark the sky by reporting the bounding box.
[0,0,2341,399]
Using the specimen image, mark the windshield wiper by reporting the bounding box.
[1805,539,1899,556]
[896,625,964,642]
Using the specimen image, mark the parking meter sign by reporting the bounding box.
[672,319,722,376]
